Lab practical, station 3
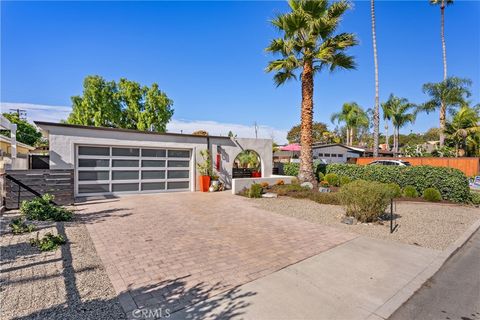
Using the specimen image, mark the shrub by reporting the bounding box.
[260,182,269,188]
[327,164,470,203]
[9,218,35,234]
[283,163,299,176]
[30,232,66,251]
[423,188,442,202]
[470,192,480,205]
[324,173,340,187]
[248,184,263,198]
[339,175,351,186]
[317,171,325,182]
[291,177,299,185]
[287,190,340,205]
[270,184,308,196]
[386,183,402,198]
[402,185,419,198]
[319,181,330,188]
[20,194,73,221]
[276,179,285,185]
[338,180,394,223]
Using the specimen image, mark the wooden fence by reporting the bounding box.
[355,157,480,177]
[4,169,74,209]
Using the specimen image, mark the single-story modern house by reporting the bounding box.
[35,122,272,197]
[312,143,399,164]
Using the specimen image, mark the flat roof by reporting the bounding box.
[34,121,232,140]
[0,135,35,150]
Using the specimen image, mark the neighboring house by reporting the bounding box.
[312,143,399,164]
[0,135,35,170]
[35,122,273,197]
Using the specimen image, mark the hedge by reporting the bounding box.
[326,164,471,203]
[283,162,327,180]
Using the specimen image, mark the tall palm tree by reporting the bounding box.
[381,100,394,150]
[421,77,472,146]
[429,0,453,81]
[445,104,480,157]
[383,94,417,152]
[265,0,357,184]
[331,102,368,146]
[371,0,380,157]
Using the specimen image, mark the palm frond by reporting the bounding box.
[273,70,298,87]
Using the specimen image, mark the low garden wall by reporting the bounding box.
[232,175,294,194]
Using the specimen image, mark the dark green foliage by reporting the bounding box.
[30,233,66,251]
[9,218,35,234]
[317,171,325,182]
[402,185,419,198]
[283,162,327,181]
[470,192,480,205]
[386,183,402,198]
[423,188,442,202]
[324,173,340,187]
[248,184,263,198]
[326,164,470,203]
[338,180,394,223]
[20,194,73,221]
[339,175,351,186]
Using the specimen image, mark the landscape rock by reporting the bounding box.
[341,216,357,225]
[262,193,278,198]
[300,182,314,189]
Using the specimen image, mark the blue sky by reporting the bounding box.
[1,1,479,143]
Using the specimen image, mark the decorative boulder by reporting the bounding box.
[262,193,278,198]
[300,182,314,189]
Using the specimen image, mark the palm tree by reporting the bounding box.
[445,104,480,157]
[331,102,368,145]
[265,0,357,184]
[383,94,417,152]
[421,77,472,146]
[429,0,453,81]
[371,0,380,157]
[381,100,394,150]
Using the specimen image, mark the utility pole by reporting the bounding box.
[9,108,27,120]
[254,122,258,139]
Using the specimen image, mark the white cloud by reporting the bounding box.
[0,102,288,143]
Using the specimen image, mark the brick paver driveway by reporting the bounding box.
[77,192,356,318]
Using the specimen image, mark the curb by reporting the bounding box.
[371,217,480,319]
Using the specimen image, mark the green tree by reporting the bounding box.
[0,113,42,146]
[265,0,357,184]
[381,99,394,150]
[423,127,441,141]
[286,122,328,144]
[67,75,173,132]
[383,94,417,152]
[331,103,368,145]
[445,104,480,157]
[421,77,471,146]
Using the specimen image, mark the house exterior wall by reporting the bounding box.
[41,124,272,191]
[313,145,360,163]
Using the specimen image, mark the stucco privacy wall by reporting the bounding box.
[36,123,272,191]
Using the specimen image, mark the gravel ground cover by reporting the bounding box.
[0,213,125,320]
[249,197,480,250]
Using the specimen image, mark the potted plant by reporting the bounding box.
[196,149,211,192]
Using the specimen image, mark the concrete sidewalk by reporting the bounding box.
[170,236,441,320]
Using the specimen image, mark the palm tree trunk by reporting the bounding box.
[439,1,447,146]
[396,126,400,153]
[350,128,354,145]
[298,59,316,185]
[346,126,350,145]
[384,122,389,150]
[440,104,446,146]
[371,0,380,157]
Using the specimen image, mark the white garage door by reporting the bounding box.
[75,145,191,196]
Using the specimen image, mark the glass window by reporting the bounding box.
[167,181,189,190]
[112,160,139,167]
[142,160,166,167]
[78,171,109,181]
[78,159,110,167]
[141,171,165,179]
[112,183,139,192]
[167,170,189,179]
[167,150,190,158]
[141,182,166,191]
[324,153,331,157]
[112,147,139,157]
[318,153,324,157]
[168,160,190,168]
[78,146,109,156]
[112,171,139,180]
[142,149,166,157]
[78,184,109,194]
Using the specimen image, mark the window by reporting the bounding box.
[318,153,324,157]
[112,183,139,192]
[167,171,189,179]
[142,160,166,167]
[167,160,189,168]
[167,150,190,158]
[167,181,189,190]
[78,146,109,156]
[142,149,166,157]
[78,171,109,181]
[141,182,166,191]
[141,171,165,179]
[78,159,109,167]
[112,147,139,157]
[78,184,109,194]
[324,153,331,157]
[112,171,139,180]
[112,160,139,167]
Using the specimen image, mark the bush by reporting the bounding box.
[247,184,263,198]
[30,232,66,251]
[260,182,269,188]
[470,192,480,205]
[339,175,351,186]
[386,183,402,198]
[276,179,285,185]
[327,164,470,203]
[324,173,340,187]
[319,181,330,188]
[338,180,394,223]
[317,171,325,182]
[423,188,442,202]
[291,177,299,185]
[270,184,308,196]
[20,194,73,221]
[402,185,419,198]
[9,218,35,234]
[289,190,340,205]
[283,162,326,181]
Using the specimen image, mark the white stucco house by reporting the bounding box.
[35,122,274,197]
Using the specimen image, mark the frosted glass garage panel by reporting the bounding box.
[112,183,139,192]
[112,147,139,157]
[141,182,166,191]
[141,171,165,179]
[167,150,190,158]
[167,171,189,179]
[78,171,109,181]
[167,181,189,190]
[78,146,109,156]
[112,160,139,167]
[78,184,109,194]
[168,160,189,167]
[79,159,109,167]
[112,171,139,180]
[142,149,166,157]
[142,160,166,167]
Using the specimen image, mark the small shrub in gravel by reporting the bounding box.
[288,190,341,205]
[386,183,402,198]
[9,218,35,234]
[30,232,66,251]
[324,173,340,187]
[423,188,442,202]
[248,184,263,198]
[402,185,419,198]
[270,184,308,196]
[20,194,73,221]
[338,180,393,223]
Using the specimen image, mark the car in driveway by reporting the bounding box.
[368,160,412,166]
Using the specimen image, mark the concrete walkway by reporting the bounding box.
[169,236,441,320]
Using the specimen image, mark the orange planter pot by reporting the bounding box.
[199,176,211,192]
